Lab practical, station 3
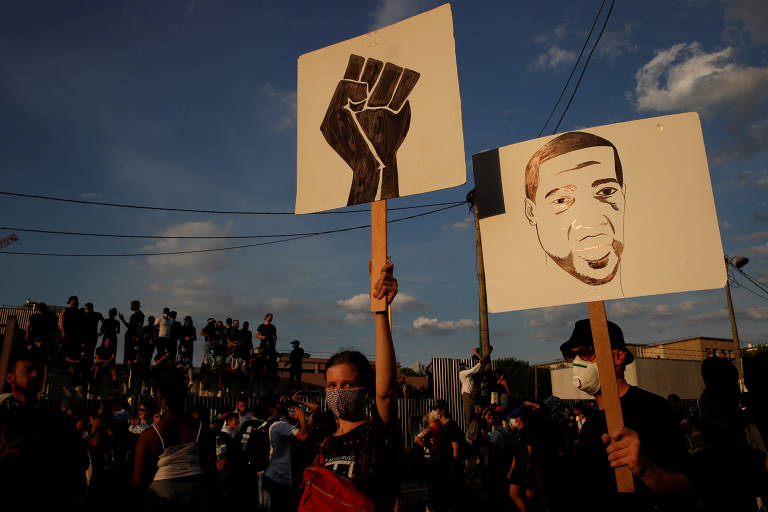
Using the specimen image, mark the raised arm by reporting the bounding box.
[372,262,397,425]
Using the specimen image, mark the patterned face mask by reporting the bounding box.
[325,387,368,421]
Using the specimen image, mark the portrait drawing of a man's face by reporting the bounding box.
[523,132,625,286]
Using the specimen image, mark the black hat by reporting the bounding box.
[560,319,634,365]
[430,399,448,411]
[291,340,300,346]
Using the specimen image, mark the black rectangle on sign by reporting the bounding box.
[472,149,505,219]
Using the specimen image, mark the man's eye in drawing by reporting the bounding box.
[595,186,617,197]
[551,196,573,208]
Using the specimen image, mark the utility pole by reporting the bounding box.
[724,256,748,385]
[468,189,491,359]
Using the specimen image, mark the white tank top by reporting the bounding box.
[152,422,204,480]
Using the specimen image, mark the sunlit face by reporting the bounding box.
[525,146,625,285]
[325,363,362,390]
[7,360,42,397]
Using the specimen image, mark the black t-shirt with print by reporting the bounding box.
[318,412,398,511]
[575,386,688,511]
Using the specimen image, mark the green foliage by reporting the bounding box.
[496,356,535,399]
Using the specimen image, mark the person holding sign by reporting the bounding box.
[560,319,695,509]
[298,263,399,512]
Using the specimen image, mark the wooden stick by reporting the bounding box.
[0,316,18,388]
[587,301,635,493]
[370,200,388,313]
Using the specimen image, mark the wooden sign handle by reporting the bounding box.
[0,316,18,388]
[587,301,635,493]
[370,200,388,313]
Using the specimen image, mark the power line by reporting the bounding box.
[552,0,615,134]
[736,268,768,296]
[537,0,606,137]
[0,203,465,257]
[730,275,768,301]
[0,202,467,240]
[0,190,462,215]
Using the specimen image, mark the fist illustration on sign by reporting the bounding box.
[321,54,420,206]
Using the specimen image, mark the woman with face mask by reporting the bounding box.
[302,263,399,511]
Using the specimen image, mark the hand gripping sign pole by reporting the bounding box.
[370,200,388,313]
[588,300,635,492]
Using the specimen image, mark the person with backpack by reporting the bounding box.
[298,262,400,512]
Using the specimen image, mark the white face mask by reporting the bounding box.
[572,356,601,395]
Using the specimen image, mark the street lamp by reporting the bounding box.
[724,255,749,384]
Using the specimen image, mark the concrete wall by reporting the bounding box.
[550,358,703,400]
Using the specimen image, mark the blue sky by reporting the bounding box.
[1,0,767,367]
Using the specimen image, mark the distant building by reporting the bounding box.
[550,335,742,401]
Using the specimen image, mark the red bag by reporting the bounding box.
[297,465,375,512]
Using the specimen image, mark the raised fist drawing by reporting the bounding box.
[321,54,420,206]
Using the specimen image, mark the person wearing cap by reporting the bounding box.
[414,399,466,512]
[561,319,694,509]
[287,339,306,389]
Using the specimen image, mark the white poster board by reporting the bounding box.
[474,113,726,313]
[296,4,466,214]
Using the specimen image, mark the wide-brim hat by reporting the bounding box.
[560,319,634,365]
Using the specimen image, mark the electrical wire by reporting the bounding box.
[735,268,768,296]
[0,190,463,215]
[552,0,615,134]
[537,0,606,137]
[731,275,768,301]
[0,201,467,240]
[0,202,465,257]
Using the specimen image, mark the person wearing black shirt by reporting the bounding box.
[81,302,104,360]
[288,340,306,389]
[93,335,117,388]
[506,407,534,512]
[414,399,465,512]
[256,313,277,355]
[119,300,144,365]
[168,310,182,362]
[101,308,120,345]
[0,349,88,507]
[560,319,695,511]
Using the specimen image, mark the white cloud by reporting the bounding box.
[444,216,473,231]
[743,307,768,320]
[336,292,429,314]
[264,82,296,131]
[369,0,430,30]
[533,46,578,70]
[143,221,233,273]
[337,293,370,312]
[609,300,697,320]
[633,42,768,114]
[410,316,477,336]
[686,309,729,323]
[745,243,768,257]
[342,312,368,325]
[737,231,768,241]
[597,23,637,59]
[524,304,584,341]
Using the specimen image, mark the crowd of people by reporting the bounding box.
[2,265,768,511]
[19,297,307,398]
